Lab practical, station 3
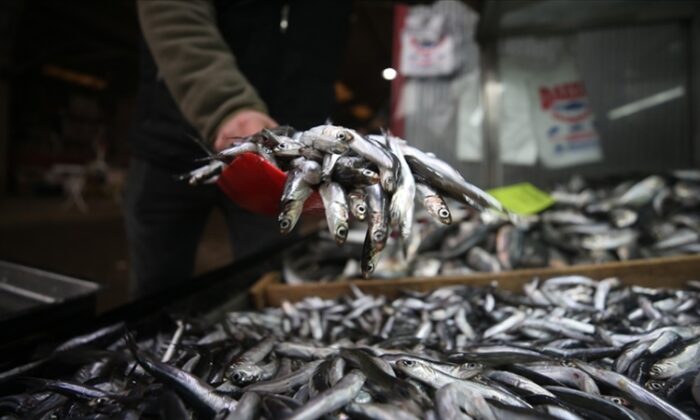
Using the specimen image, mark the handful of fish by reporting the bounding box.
[178,125,508,277]
[4,276,700,419]
[283,171,700,282]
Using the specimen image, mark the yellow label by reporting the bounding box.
[487,182,554,215]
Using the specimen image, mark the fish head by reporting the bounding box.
[273,141,302,156]
[334,223,349,245]
[353,204,367,221]
[371,227,387,246]
[278,212,294,235]
[318,126,355,144]
[361,234,380,278]
[462,361,483,371]
[602,395,633,408]
[437,207,452,225]
[394,359,432,381]
[228,363,262,385]
[349,195,367,220]
[361,169,380,184]
[425,197,452,225]
[644,380,665,394]
[649,361,675,378]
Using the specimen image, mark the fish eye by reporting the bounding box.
[280,219,291,230]
[337,226,348,238]
[610,397,622,404]
[367,263,374,271]
[336,131,352,142]
[373,231,385,242]
[278,143,287,149]
[357,205,366,214]
[401,360,414,366]
[362,170,374,177]
[96,397,107,405]
[439,209,450,218]
[467,362,479,369]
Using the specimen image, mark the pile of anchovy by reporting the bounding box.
[3,276,700,419]
[282,171,700,282]
[179,125,507,277]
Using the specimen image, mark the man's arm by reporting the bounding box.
[137,0,275,149]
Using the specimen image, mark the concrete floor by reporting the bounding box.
[0,197,234,312]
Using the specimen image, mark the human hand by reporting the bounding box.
[213,110,278,152]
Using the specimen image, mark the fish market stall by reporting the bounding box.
[275,172,700,285]
[1,254,700,418]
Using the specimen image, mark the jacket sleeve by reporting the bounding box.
[137,0,268,145]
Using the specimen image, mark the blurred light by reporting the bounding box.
[351,104,373,120]
[382,68,397,81]
[608,86,684,120]
[42,64,107,91]
[334,82,353,102]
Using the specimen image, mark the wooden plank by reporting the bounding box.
[249,272,280,310]
[251,254,700,309]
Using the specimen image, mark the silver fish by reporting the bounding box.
[212,141,259,161]
[396,359,530,408]
[287,370,366,420]
[402,144,505,214]
[347,189,367,221]
[278,168,313,234]
[650,338,700,379]
[364,184,389,250]
[415,182,452,225]
[581,229,638,251]
[300,125,351,155]
[576,361,693,420]
[273,139,304,157]
[615,175,665,207]
[319,182,350,245]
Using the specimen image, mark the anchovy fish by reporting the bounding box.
[278,167,313,234]
[7,275,700,419]
[282,171,699,282]
[319,182,350,245]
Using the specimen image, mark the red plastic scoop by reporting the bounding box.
[217,152,324,217]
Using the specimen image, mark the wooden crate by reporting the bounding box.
[249,254,700,309]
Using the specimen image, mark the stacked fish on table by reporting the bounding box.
[3,276,700,419]
[282,171,700,282]
[178,125,508,277]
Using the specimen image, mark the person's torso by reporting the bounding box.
[131,0,351,171]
